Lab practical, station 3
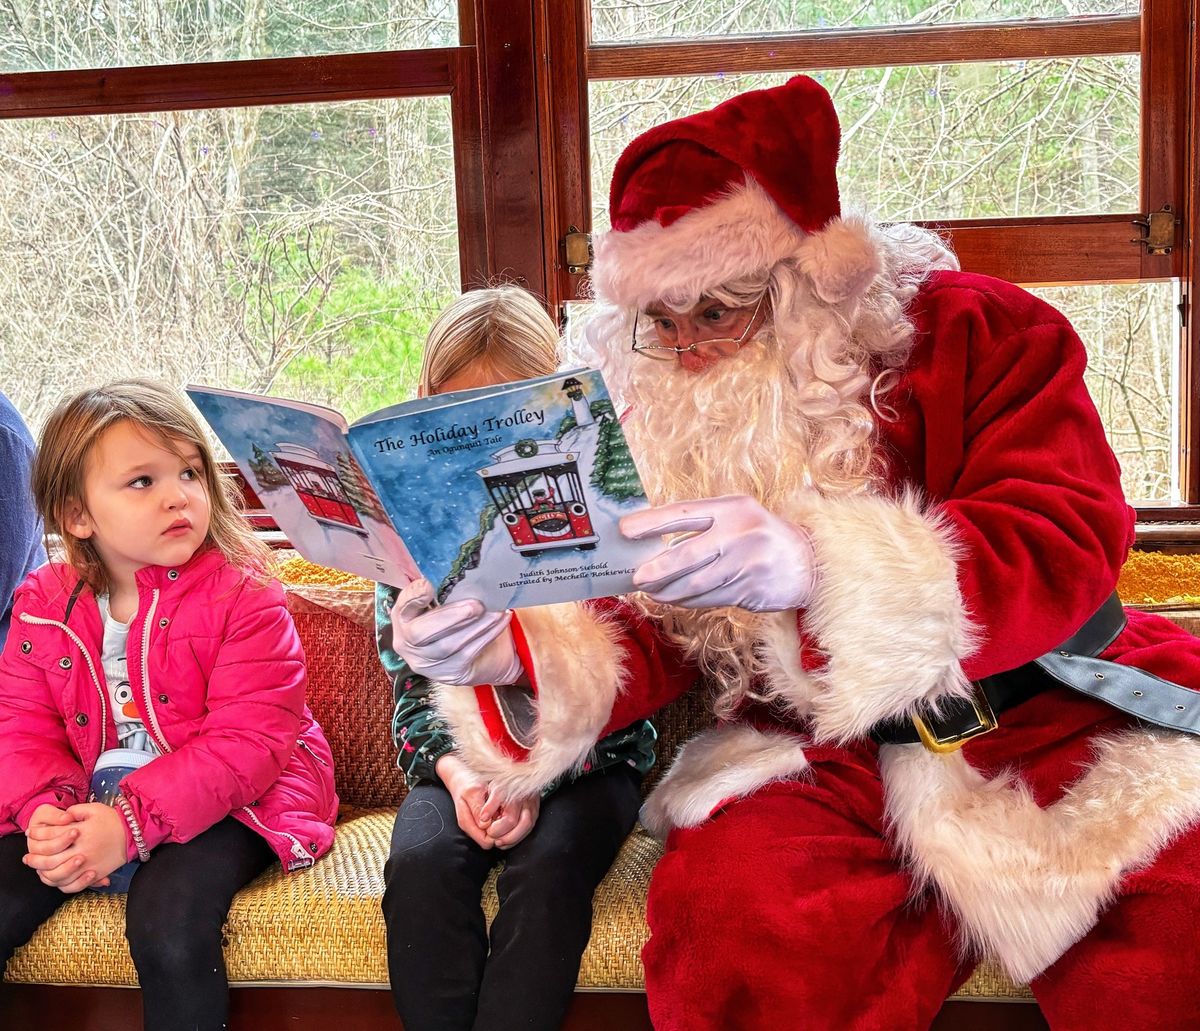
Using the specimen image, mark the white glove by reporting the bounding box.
[620,495,816,612]
[390,579,524,686]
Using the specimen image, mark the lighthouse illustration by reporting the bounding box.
[477,378,599,554]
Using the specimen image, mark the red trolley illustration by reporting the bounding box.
[478,439,599,554]
[270,442,368,536]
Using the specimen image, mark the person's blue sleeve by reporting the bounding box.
[0,402,47,650]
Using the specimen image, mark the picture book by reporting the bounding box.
[186,369,660,610]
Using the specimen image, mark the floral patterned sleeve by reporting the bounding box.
[375,583,456,786]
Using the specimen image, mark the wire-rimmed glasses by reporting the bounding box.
[630,295,765,361]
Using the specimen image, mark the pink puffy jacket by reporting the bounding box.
[0,548,337,872]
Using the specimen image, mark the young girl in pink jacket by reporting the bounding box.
[0,379,338,1030]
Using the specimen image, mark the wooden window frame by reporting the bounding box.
[0,0,1194,527]
[540,0,1199,529]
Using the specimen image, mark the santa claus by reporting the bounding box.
[390,76,1200,1029]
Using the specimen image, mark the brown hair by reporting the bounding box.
[31,378,272,594]
[418,285,560,395]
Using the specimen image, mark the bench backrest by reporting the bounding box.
[289,603,715,808]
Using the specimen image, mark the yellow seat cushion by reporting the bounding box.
[6,809,1028,997]
[5,811,659,991]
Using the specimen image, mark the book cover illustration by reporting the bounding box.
[188,370,658,610]
[186,389,421,587]
[348,370,659,610]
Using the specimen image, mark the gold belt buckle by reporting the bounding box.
[911,682,998,754]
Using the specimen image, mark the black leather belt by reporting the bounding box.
[871,592,1128,753]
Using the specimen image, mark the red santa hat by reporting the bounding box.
[592,75,881,310]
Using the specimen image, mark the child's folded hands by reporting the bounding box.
[479,791,540,850]
[24,802,127,893]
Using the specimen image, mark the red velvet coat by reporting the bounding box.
[432,270,1200,982]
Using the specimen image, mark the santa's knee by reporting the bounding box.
[642,815,842,987]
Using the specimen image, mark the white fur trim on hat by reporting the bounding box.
[640,723,810,839]
[592,179,882,312]
[433,601,626,804]
[882,729,1200,982]
[592,179,804,310]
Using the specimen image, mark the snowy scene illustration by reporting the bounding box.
[186,387,420,586]
[188,370,655,609]
[350,370,657,610]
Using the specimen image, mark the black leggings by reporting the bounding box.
[0,816,274,1031]
[383,764,643,1031]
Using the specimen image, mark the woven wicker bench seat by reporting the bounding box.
[4,806,1027,999]
[5,591,1101,1009]
[5,809,658,990]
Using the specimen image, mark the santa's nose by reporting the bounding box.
[677,348,720,374]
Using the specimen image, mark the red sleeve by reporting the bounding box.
[902,275,1133,679]
[430,597,697,802]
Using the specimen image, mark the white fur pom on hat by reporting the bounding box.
[794,214,882,305]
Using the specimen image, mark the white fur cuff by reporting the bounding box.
[640,724,810,839]
[433,602,627,804]
[770,489,979,744]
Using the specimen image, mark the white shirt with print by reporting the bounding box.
[97,596,161,757]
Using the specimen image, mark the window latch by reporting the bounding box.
[563,227,592,273]
[1131,205,1178,255]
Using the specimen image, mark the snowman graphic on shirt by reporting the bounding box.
[112,672,158,754]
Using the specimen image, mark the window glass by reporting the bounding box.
[592,0,1138,42]
[1032,282,1180,504]
[590,59,1138,226]
[0,0,457,73]
[0,97,459,433]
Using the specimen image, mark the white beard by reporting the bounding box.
[625,333,819,509]
[622,330,879,711]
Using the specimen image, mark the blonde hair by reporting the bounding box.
[32,378,273,595]
[419,286,559,394]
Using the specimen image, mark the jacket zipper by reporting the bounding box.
[240,802,311,865]
[297,739,329,766]
[133,589,311,867]
[19,613,109,754]
[138,589,171,755]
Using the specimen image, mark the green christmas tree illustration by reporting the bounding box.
[591,418,642,500]
[336,451,387,521]
[248,443,288,490]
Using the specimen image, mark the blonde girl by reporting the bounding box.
[376,286,656,1031]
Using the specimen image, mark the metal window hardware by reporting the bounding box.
[563,227,592,273]
[1130,205,1178,255]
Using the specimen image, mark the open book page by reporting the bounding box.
[347,369,659,610]
[187,386,420,586]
